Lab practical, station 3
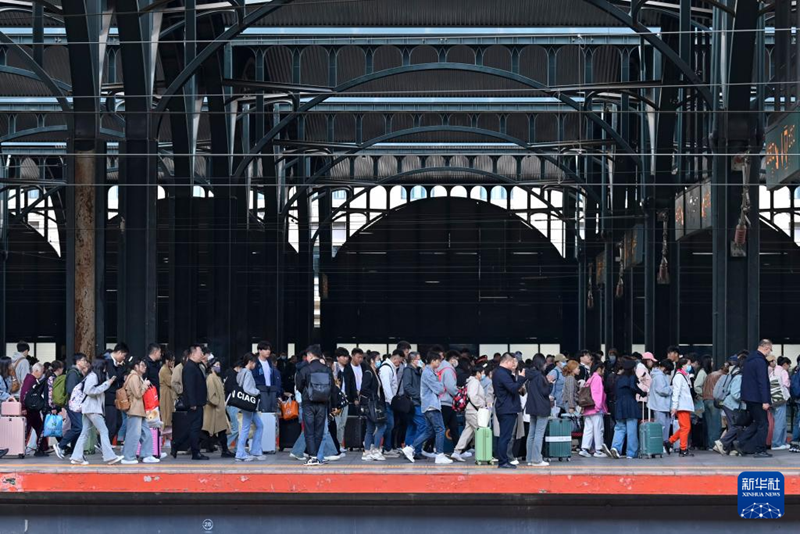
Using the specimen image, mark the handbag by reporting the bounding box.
[477,407,491,428]
[361,395,387,424]
[226,385,259,412]
[279,397,299,420]
[143,386,159,412]
[390,370,413,415]
[43,413,63,438]
[174,396,187,411]
[577,384,595,409]
[732,408,752,427]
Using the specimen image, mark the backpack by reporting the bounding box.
[68,378,87,413]
[115,385,131,412]
[305,369,331,403]
[791,369,800,400]
[712,374,733,406]
[24,379,47,412]
[51,374,68,407]
[452,386,468,412]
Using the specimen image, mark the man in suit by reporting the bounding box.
[736,339,773,458]
[172,345,208,460]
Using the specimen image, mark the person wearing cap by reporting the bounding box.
[546,354,567,417]
[604,358,646,459]
[646,359,673,445]
[769,355,792,450]
[702,357,729,451]
[715,354,745,455]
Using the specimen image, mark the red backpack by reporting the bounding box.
[452,386,469,412]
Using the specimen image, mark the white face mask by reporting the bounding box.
[416,360,424,369]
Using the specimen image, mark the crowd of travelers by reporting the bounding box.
[0,338,797,466]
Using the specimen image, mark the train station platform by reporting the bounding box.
[2,450,799,500]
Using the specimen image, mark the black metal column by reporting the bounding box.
[296,188,314,350]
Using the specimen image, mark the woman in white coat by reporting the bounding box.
[451,365,487,462]
[666,358,695,457]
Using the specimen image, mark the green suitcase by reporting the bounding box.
[638,406,664,458]
[475,427,493,465]
[544,417,572,462]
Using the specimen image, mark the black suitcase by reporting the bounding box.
[172,410,191,452]
[278,419,302,451]
[344,415,366,450]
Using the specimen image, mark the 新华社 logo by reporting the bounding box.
[738,471,785,519]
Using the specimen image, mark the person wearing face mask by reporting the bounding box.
[666,358,696,457]
[402,351,427,459]
[202,357,233,458]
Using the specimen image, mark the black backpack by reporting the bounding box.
[24,378,47,412]
[305,369,332,403]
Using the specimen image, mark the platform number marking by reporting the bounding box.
[202,519,214,531]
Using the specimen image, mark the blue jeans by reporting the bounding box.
[122,416,153,461]
[383,402,395,451]
[118,411,127,442]
[237,410,263,459]
[406,406,429,453]
[226,406,240,449]
[59,408,83,450]
[290,427,337,458]
[612,418,639,458]
[412,410,445,454]
[772,404,788,447]
[526,416,549,464]
[704,400,722,446]
[365,418,387,450]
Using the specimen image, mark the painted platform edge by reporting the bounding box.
[2,470,800,495]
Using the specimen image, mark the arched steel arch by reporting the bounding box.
[279,125,600,218]
[579,0,713,106]
[311,166,575,246]
[233,62,642,183]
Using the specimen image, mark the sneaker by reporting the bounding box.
[71,458,89,465]
[729,449,740,456]
[420,450,436,459]
[435,453,453,465]
[712,441,726,455]
[106,455,124,465]
[372,450,386,461]
[142,456,160,464]
[509,459,520,466]
[160,452,168,459]
[772,444,790,451]
[461,451,473,458]
[401,446,416,463]
[578,449,591,458]
[324,454,344,462]
[610,448,620,459]
[753,451,772,458]
[678,450,694,458]
[236,456,254,462]
[789,446,800,453]
[53,444,65,460]
[663,441,673,455]
[120,459,138,465]
[290,453,309,461]
[593,451,607,458]
[451,452,466,462]
[600,444,612,458]
[361,451,374,461]
[305,457,321,466]
[527,461,549,467]
[382,450,401,458]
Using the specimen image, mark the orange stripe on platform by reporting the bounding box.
[3,471,800,495]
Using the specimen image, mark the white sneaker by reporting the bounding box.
[593,451,607,458]
[235,456,254,462]
[71,459,89,465]
[451,452,466,462]
[142,456,160,464]
[120,459,138,465]
[107,455,124,465]
[290,453,309,461]
[54,445,65,460]
[421,450,436,459]
[372,450,386,461]
[773,444,791,451]
[435,453,453,465]
[510,459,520,466]
[361,451,374,461]
[578,449,591,458]
[324,454,343,461]
[160,452,168,459]
[401,446,416,463]
[610,447,620,459]
[381,449,400,458]
[527,461,550,467]
[461,451,473,458]
[712,441,726,455]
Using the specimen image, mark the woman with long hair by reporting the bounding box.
[579,362,608,458]
[158,351,176,449]
[604,359,646,459]
[524,354,556,467]
[0,357,13,402]
[666,358,695,457]
[361,352,387,461]
[69,359,124,465]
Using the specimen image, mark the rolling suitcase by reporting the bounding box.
[259,412,278,454]
[475,426,493,465]
[344,415,366,450]
[638,406,664,458]
[171,410,190,452]
[137,428,161,458]
[544,417,572,462]
[279,418,301,451]
[0,415,27,458]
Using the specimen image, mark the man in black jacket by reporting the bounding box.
[104,343,129,444]
[172,345,208,460]
[144,343,162,395]
[295,344,335,466]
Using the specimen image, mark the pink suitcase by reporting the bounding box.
[1,399,22,416]
[136,427,161,458]
[0,415,27,458]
